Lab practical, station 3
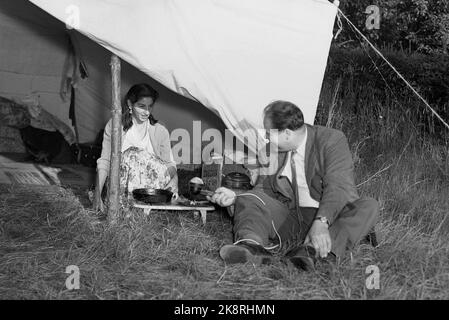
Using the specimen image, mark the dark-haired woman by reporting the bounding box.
[94,84,178,212]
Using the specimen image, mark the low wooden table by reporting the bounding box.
[133,202,216,225]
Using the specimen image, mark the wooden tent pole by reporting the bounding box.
[108,54,122,223]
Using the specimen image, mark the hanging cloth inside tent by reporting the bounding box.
[69,86,77,138]
[60,31,89,144]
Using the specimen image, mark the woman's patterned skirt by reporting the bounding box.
[119,147,178,203]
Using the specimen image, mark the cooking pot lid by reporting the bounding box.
[225,172,250,182]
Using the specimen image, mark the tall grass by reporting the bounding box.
[314,70,449,299]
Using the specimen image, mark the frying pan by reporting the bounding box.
[132,188,174,204]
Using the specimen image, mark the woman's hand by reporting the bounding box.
[207,187,236,207]
[94,169,108,213]
[93,191,105,212]
[167,166,177,179]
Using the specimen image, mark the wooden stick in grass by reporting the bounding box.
[108,54,122,224]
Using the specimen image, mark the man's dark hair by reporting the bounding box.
[264,100,304,131]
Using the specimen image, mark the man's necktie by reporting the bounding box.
[290,150,303,225]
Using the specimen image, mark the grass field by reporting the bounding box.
[1,137,448,300]
[1,70,448,300]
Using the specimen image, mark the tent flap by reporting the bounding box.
[28,0,337,150]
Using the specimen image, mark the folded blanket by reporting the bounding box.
[0,96,30,129]
[0,95,76,145]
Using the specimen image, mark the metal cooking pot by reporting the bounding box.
[222,172,252,190]
[186,177,214,201]
[132,188,173,204]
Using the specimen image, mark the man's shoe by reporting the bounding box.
[363,230,379,248]
[285,245,317,271]
[220,242,273,265]
[318,252,337,267]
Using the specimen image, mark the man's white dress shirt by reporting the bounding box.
[281,128,320,208]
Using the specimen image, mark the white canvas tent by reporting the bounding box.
[1,0,338,159]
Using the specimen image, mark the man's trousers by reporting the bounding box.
[232,191,379,257]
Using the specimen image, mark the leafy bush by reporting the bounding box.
[338,0,449,54]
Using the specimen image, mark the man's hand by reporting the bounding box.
[207,187,236,207]
[305,220,332,258]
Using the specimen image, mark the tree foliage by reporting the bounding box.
[338,0,449,54]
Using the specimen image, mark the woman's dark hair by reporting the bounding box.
[122,84,159,132]
[264,100,304,131]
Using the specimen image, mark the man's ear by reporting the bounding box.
[284,129,292,140]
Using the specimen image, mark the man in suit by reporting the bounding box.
[208,101,379,271]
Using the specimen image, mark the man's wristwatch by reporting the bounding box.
[314,216,330,227]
